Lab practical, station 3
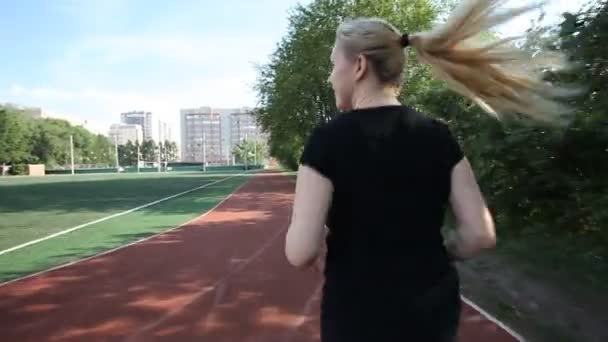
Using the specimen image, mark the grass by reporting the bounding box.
[0,173,248,283]
[0,172,242,251]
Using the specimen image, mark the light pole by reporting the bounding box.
[202,132,207,172]
[69,135,75,175]
[114,138,120,171]
[136,140,141,173]
[253,135,258,167]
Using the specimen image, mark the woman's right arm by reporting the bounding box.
[445,157,496,260]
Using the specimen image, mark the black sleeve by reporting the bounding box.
[299,124,334,180]
[438,121,464,170]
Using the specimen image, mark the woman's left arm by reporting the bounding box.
[285,165,333,269]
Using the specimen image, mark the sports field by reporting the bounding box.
[0,172,249,283]
[0,172,521,341]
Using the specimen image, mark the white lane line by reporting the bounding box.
[461,295,526,341]
[0,177,251,288]
[0,175,242,256]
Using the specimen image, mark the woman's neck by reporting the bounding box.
[352,86,401,110]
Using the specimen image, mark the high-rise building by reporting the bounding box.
[230,110,262,150]
[108,124,143,146]
[180,107,223,164]
[121,111,153,141]
[159,121,173,143]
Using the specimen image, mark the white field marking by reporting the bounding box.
[0,171,248,182]
[0,177,252,288]
[0,174,244,257]
[461,295,526,341]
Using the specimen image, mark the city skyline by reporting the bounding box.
[0,0,308,138]
[179,106,261,163]
[0,0,589,139]
[121,111,153,141]
[105,110,176,144]
[108,123,144,146]
[180,107,223,164]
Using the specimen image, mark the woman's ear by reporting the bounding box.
[354,54,368,82]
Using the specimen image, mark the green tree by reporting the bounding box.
[233,139,267,165]
[118,140,138,166]
[141,140,157,162]
[0,107,32,166]
[92,134,114,165]
[0,105,115,172]
[255,0,440,169]
[158,141,165,162]
[164,140,178,161]
[29,119,82,167]
[426,0,608,241]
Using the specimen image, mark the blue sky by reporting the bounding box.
[0,0,590,137]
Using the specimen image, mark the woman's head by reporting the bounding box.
[330,0,579,124]
[330,18,406,111]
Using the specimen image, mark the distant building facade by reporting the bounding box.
[180,107,265,165]
[180,107,223,164]
[121,111,153,141]
[230,110,262,151]
[159,121,173,143]
[108,124,143,146]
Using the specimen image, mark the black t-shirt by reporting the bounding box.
[300,105,463,303]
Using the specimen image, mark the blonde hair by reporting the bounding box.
[336,0,579,125]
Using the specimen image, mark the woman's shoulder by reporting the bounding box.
[310,106,454,138]
[311,112,354,135]
[401,106,454,134]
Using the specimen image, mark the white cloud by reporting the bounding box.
[497,0,589,36]
[9,84,75,101]
[36,30,274,123]
[53,0,132,31]
[13,28,273,140]
[43,109,109,136]
[1,0,309,143]
[64,33,275,66]
[6,73,258,140]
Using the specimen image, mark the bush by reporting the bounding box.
[9,164,27,175]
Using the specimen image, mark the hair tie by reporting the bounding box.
[400,33,410,48]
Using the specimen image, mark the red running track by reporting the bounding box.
[0,174,520,341]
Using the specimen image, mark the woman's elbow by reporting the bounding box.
[285,251,314,269]
[472,228,496,251]
[466,212,496,251]
[285,243,318,269]
[480,216,497,249]
[478,233,496,250]
[285,233,317,268]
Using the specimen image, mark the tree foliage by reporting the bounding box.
[140,139,157,162]
[115,139,178,167]
[0,106,115,173]
[255,0,608,262]
[255,0,441,169]
[0,107,32,165]
[232,139,268,165]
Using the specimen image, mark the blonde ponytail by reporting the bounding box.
[407,0,579,125]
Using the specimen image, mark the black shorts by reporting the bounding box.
[321,267,461,342]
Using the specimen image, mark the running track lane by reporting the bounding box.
[0,174,519,341]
